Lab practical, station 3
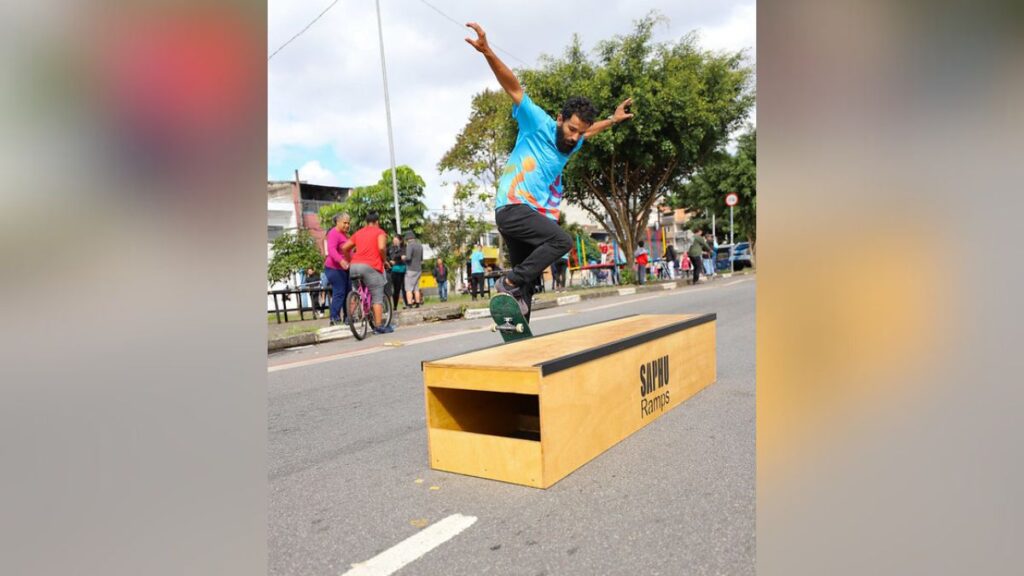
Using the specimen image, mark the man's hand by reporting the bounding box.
[465,22,490,54]
[465,21,523,104]
[583,97,635,138]
[612,98,635,124]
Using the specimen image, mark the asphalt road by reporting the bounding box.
[269,277,755,576]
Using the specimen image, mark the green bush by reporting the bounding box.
[618,266,635,285]
[268,230,322,284]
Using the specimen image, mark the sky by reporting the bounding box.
[268,0,756,215]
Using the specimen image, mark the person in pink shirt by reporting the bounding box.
[323,213,352,326]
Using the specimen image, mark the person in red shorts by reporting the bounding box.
[342,212,394,334]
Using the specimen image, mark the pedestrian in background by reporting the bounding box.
[404,230,424,308]
[711,235,720,277]
[470,245,485,301]
[664,243,678,279]
[634,241,649,285]
[687,229,710,285]
[557,252,570,291]
[432,257,449,302]
[703,235,716,279]
[387,235,409,310]
[304,267,323,319]
[323,213,352,326]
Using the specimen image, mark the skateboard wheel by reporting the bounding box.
[516,324,524,333]
[490,325,498,332]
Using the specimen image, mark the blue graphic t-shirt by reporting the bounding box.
[495,93,585,221]
[470,249,484,274]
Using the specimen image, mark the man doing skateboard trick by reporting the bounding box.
[465,22,634,320]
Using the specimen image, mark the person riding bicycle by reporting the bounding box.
[342,211,394,334]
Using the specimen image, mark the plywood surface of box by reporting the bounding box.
[423,313,716,488]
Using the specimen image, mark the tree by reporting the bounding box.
[268,230,323,285]
[438,89,516,200]
[438,89,517,261]
[518,12,754,266]
[420,182,492,290]
[317,165,428,237]
[672,128,756,260]
[558,213,600,266]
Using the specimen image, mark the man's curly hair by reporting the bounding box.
[560,96,597,124]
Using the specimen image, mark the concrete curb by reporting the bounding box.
[398,304,464,325]
[556,294,581,306]
[317,326,351,343]
[269,277,733,351]
[268,332,318,352]
[532,300,557,311]
[463,308,490,320]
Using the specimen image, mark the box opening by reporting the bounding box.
[427,388,540,441]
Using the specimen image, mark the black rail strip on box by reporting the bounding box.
[535,313,716,376]
[420,314,640,371]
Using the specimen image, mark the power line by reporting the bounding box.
[416,0,531,67]
[268,0,342,62]
[269,0,532,67]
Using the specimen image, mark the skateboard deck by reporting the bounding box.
[489,293,533,342]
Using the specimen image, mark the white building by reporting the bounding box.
[267,179,351,312]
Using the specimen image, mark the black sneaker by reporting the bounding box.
[495,275,529,316]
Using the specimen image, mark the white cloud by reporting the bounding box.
[269,1,756,211]
[297,160,338,185]
[698,3,757,60]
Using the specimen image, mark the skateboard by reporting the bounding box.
[489,293,533,342]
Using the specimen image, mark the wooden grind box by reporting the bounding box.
[422,313,716,488]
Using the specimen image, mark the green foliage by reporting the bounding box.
[420,181,491,285]
[517,12,754,263]
[619,266,635,285]
[438,89,516,200]
[316,165,428,237]
[345,184,395,229]
[439,89,518,263]
[318,203,348,232]
[268,230,323,285]
[672,128,756,250]
[562,219,601,265]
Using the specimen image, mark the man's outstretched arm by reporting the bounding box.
[584,98,635,138]
[466,22,523,105]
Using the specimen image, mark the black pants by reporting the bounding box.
[551,260,567,289]
[690,254,702,284]
[496,204,573,301]
[470,273,484,299]
[391,270,408,308]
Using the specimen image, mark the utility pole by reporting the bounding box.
[375,0,402,234]
[293,169,304,231]
[729,205,734,245]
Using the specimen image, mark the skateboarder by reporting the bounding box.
[465,22,634,319]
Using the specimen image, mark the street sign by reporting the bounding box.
[725,193,739,207]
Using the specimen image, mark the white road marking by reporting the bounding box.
[341,514,477,576]
[397,327,490,346]
[268,346,389,372]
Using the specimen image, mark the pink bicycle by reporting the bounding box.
[345,276,393,340]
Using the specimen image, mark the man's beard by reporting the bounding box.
[556,128,576,154]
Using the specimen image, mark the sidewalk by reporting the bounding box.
[268,271,753,351]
